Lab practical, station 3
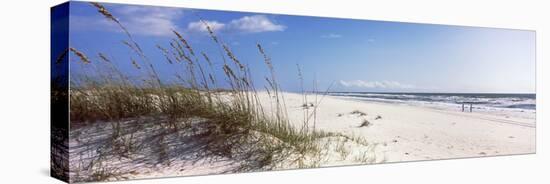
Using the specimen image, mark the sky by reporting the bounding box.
[65,1,536,93]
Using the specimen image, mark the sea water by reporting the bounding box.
[328,92,536,119]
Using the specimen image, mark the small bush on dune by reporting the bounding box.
[350,110,367,116]
[359,119,371,127]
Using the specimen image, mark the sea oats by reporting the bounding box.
[55,49,69,64]
[156,45,174,64]
[223,64,238,81]
[201,52,213,66]
[69,48,91,64]
[200,19,220,44]
[172,30,195,56]
[257,43,273,70]
[98,53,111,63]
[223,44,244,70]
[131,58,141,70]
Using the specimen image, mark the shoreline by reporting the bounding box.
[259,91,535,162]
[331,95,536,127]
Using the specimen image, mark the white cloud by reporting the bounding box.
[228,15,286,33]
[71,5,184,37]
[114,6,183,37]
[186,15,286,34]
[187,20,226,33]
[339,80,415,89]
[76,4,284,36]
[321,33,342,38]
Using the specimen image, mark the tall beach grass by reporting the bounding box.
[66,2,376,182]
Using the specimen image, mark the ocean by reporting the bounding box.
[328,92,536,111]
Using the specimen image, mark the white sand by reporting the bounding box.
[69,91,535,182]
[68,118,247,182]
[258,92,535,162]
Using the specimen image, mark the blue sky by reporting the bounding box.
[67,2,535,93]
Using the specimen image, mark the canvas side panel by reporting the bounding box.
[51,2,70,183]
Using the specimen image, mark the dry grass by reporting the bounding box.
[63,2,377,182]
[335,140,351,160]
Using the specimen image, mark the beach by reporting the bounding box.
[51,2,537,183]
[258,92,535,162]
[66,91,536,181]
